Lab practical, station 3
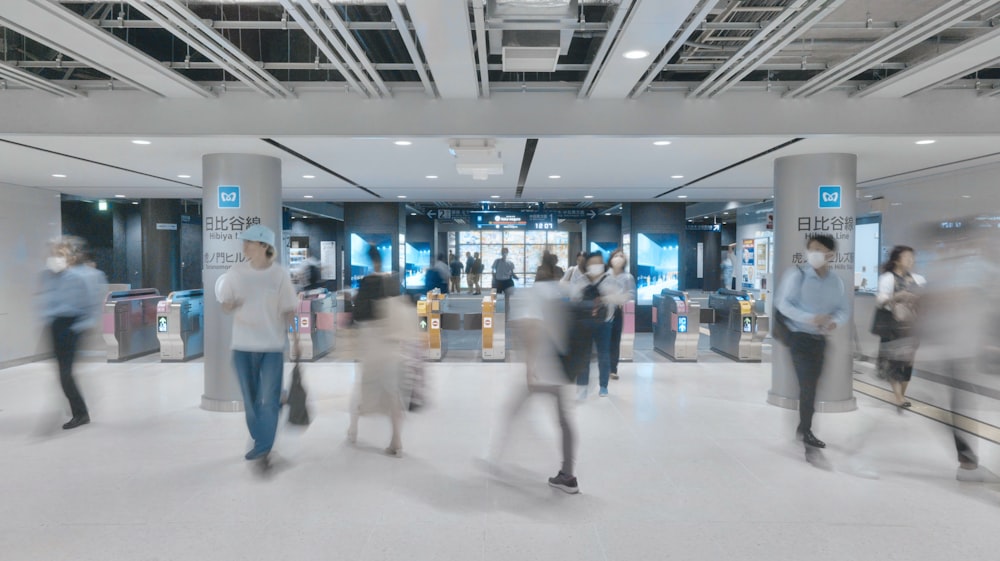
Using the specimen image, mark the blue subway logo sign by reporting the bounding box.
[818,185,841,209]
[218,186,241,209]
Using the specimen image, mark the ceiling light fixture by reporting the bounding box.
[915,139,936,145]
[623,50,650,60]
[411,212,417,216]
[490,195,501,199]
[114,195,126,198]
[671,175,684,179]
[303,195,314,199]
[548,175,561,179]
[131,202,139,205]
[584,195,594,199]
[891,202,902,206]
[425,175,438,179]
[131,140,151,145]
[397,195,407,199]
[52,174,67,178]
[961,195,972,199]
[677,195,688,199]
[302,175,315,179]
[653,140,672,146]
[177,174,191,179]
[394,140,412,146]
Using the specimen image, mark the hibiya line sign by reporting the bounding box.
[791,184,854,272]
[204,185,262,270]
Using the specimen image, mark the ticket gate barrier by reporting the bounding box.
[155,290,204,362]
[481,293,506,361]
[707,289,770,362]
[652,289,701,362]
[618,300,636,362]
[417,291,446,361]
[103,288,165,362]
[290,289,337,361]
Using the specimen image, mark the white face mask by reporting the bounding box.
[47,256,67,273]
[806,250,829,269]
[610,256,625,269]
[588,264,605,277]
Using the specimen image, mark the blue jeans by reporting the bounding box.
[233,350,284,458]
[577,318,612,389]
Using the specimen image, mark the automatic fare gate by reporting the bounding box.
[652,289,701,361]
[707,289,770,362]
[155,289,204,362]
[416,290,506,361]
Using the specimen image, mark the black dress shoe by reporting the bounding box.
[62,415,90,430]
[801,430,826,449]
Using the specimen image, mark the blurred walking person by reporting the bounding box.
[607,249,635,381]
[348,245,418,457]
[492,247,518,313]
[774,235,849,450]
[488,264,579,493]
[570,252,625,398]
[873,246,925,408]
[38,237,106,430]
[215,225,298,469]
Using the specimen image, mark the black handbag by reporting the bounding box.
[870,307,897,339]
[287,361,311,426]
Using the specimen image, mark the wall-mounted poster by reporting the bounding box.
[741,239,755,290]
[320,241,336,280]
[636,233,680,304]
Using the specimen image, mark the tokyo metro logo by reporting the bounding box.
[818,185,841,209]
[218,186,241,209]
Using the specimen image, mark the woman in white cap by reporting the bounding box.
[215,224,298,469]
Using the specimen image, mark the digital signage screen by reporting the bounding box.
[589,241,618,264]
[350,233,393,289]
[404,242,431,289]
[636,233,680,304]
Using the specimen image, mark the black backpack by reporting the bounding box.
[772,266,805,346]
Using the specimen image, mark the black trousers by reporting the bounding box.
[788,331,827,432]
[609,307,623,374]
[50,316,88,418]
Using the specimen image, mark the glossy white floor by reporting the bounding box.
[1,355,998,561]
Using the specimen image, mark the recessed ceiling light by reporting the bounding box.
[394,140,412,146]
[177,174,192,179]
[723,212,729,215]
[302,175,315,179]
[688,219,693,222]
[490,195,501,199]
[131,201,139,205]
[425,175,438,179]
[131,139,151,145]
[114,195,126,198]
[915,139,936,145]
[671,175,684,179]
[864,194,873,198]
[548,175,561,179]
[654,140,672,146]
[677,195,688,199]
[961,195,972,198]
[410,212,417,216]
[584,195,594,199]
[303,195,314,199]
[52,174,67,178]
[397,195,407,199]
[891,202,902,206]
[624,50,650,60]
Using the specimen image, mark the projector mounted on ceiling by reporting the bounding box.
[450,139,503,181]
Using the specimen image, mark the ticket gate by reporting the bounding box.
[617,301,636,362]
[103,288,165,362]
[155,290,204,362]
[481,292,506,361]
[291,289,337,361]
[652,289,701,361]
[707,289,770,362]
[417,291,446,361]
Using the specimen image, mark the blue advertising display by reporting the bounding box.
[589,241,618,263]
[350,233,392,288]
[404,242,431,289]
[636,233,680,304]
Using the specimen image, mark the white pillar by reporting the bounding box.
[201,154,282,412]
[768,153,858,413]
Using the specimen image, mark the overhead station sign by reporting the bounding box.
[428,208,596,223]
[475,212,527,229]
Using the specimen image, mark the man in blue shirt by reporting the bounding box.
[775,234,849,449]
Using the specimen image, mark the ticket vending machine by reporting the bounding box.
[290,289,337,361]
[481,292,506,361]
[155,289,204,362]
[707,289,770,362]
[103,288,165,362]
[652,289,701,361]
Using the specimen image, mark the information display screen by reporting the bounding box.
[350,233,392,289]
[636,233,680,304]
[404,242,431,289]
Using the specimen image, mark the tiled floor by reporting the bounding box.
[1,353,998,561]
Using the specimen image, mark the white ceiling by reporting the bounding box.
[3,133,999,204]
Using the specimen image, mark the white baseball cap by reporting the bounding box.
[238,224,276,247]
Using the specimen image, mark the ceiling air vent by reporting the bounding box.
[501,30,561,73]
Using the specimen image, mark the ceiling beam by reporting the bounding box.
[856,25,1000,98]
[631,0,714,98]
[787,0,1000,99]
[578,0,635,98]
[0,61,84,97]
[316,0,391,97]
[472,0,490,98]
[404,0,478,99]
[0,0,209,98]
[586,0,703,99]
[384,0,435,98]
